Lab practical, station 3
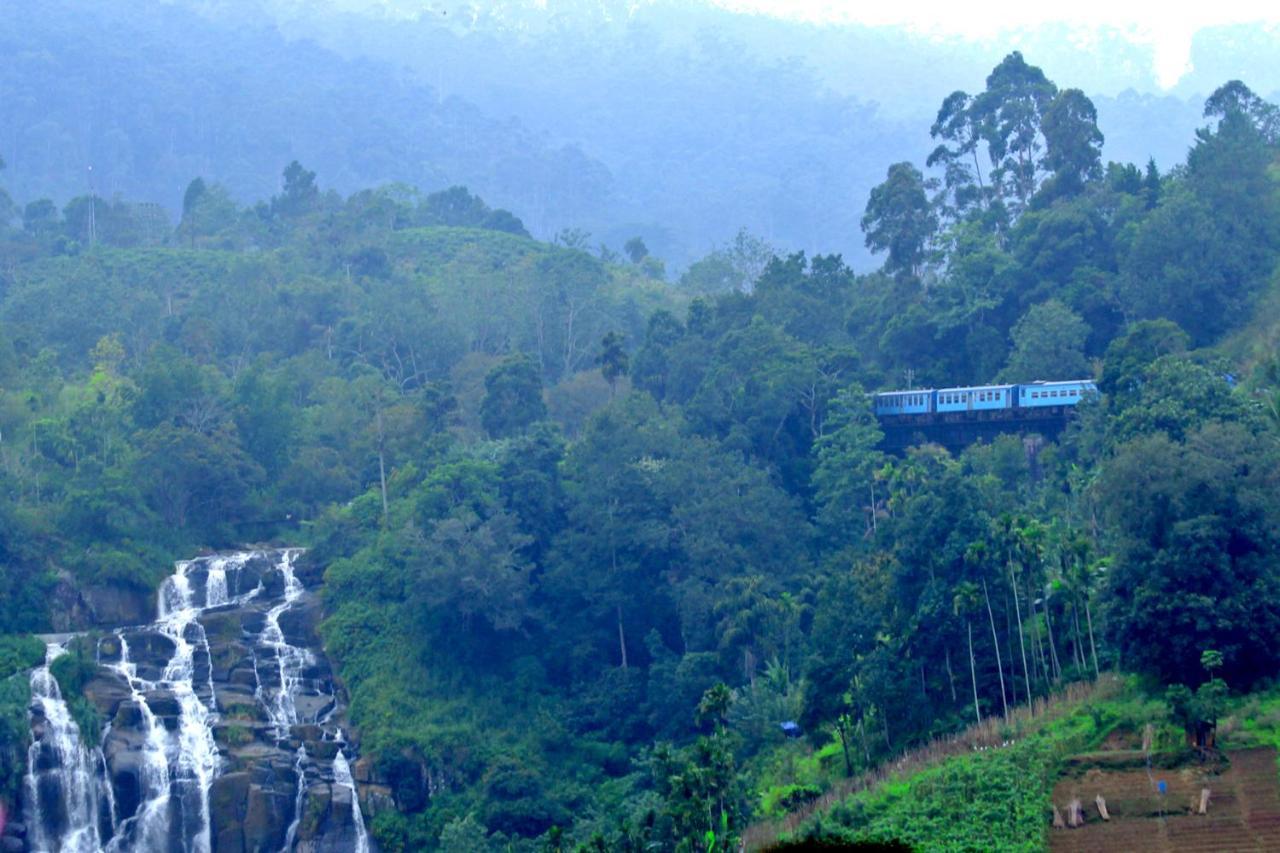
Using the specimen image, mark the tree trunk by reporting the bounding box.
[945,645,958,703]
[836,719,854,777]
[1028,572,1048,693]
[1044,599,1063,682]
[375,407,389,527]
[967,620,982,725]
[1008,562,1030,706]
[1071,596,1087,674]
[983,578,1009,719]
[1085,597,1101,678]
[617,604,628,669]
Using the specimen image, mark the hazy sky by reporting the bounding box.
[709,0,1280,88]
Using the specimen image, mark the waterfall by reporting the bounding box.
[154,559,223,853]
[101,635,173,853]
[23,643,111,853]
[333,751,370,853]
[254,550,311,738]
[282,745,307,851]
[20,549,374,852]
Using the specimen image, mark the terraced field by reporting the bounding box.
[1050,748,1280,852]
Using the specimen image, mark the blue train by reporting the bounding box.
[873,380,1098,418]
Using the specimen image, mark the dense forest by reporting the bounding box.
[1,48,1279,851]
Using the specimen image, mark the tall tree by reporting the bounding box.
[862,162,938,279]
[598,331,629,399]
[480,354,547,438]
[971,52,1058,213]
[1040,89,1104,198]
[998,300,1090,382]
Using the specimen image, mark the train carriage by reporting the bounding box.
[1017,380,1096,408]
[872,389,933,416]
[935,384,1014,414]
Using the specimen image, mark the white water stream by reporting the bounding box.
[23,643,112,853]
[333,751,370,853]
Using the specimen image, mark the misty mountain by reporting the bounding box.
[2,0,1273,270]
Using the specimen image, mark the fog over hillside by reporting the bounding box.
[2,0,1275,269]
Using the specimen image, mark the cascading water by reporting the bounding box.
[23,643,112,853]
[282,746,307,851]
[100,635,173,853]
[16,549,375,853]
[154,559,224,853]
[332,751,370,853]
[253,551,311,738]
[247,550,372,852]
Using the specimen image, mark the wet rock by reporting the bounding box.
[83,669,133,718]
[119,630,177,676]
[142,689,181,720]
[243,783,293,852]
[228,667,260,689]
[214,686,260,718]
[295,782,361,853]
[210,771,252,853]
[295,693,336,726]
[292,724,323,743]
[279,595,322,647]
[235,553,273,594]
[110,698,145,729]
[308,741,341,762]
[361,783,396,818]
[260,567,286,600]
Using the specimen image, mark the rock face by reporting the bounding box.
[11,550,374,853]
[49,571,153,633]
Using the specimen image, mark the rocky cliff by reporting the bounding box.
[4,550,375,853]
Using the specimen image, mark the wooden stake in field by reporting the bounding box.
[1067,798,1084,827]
